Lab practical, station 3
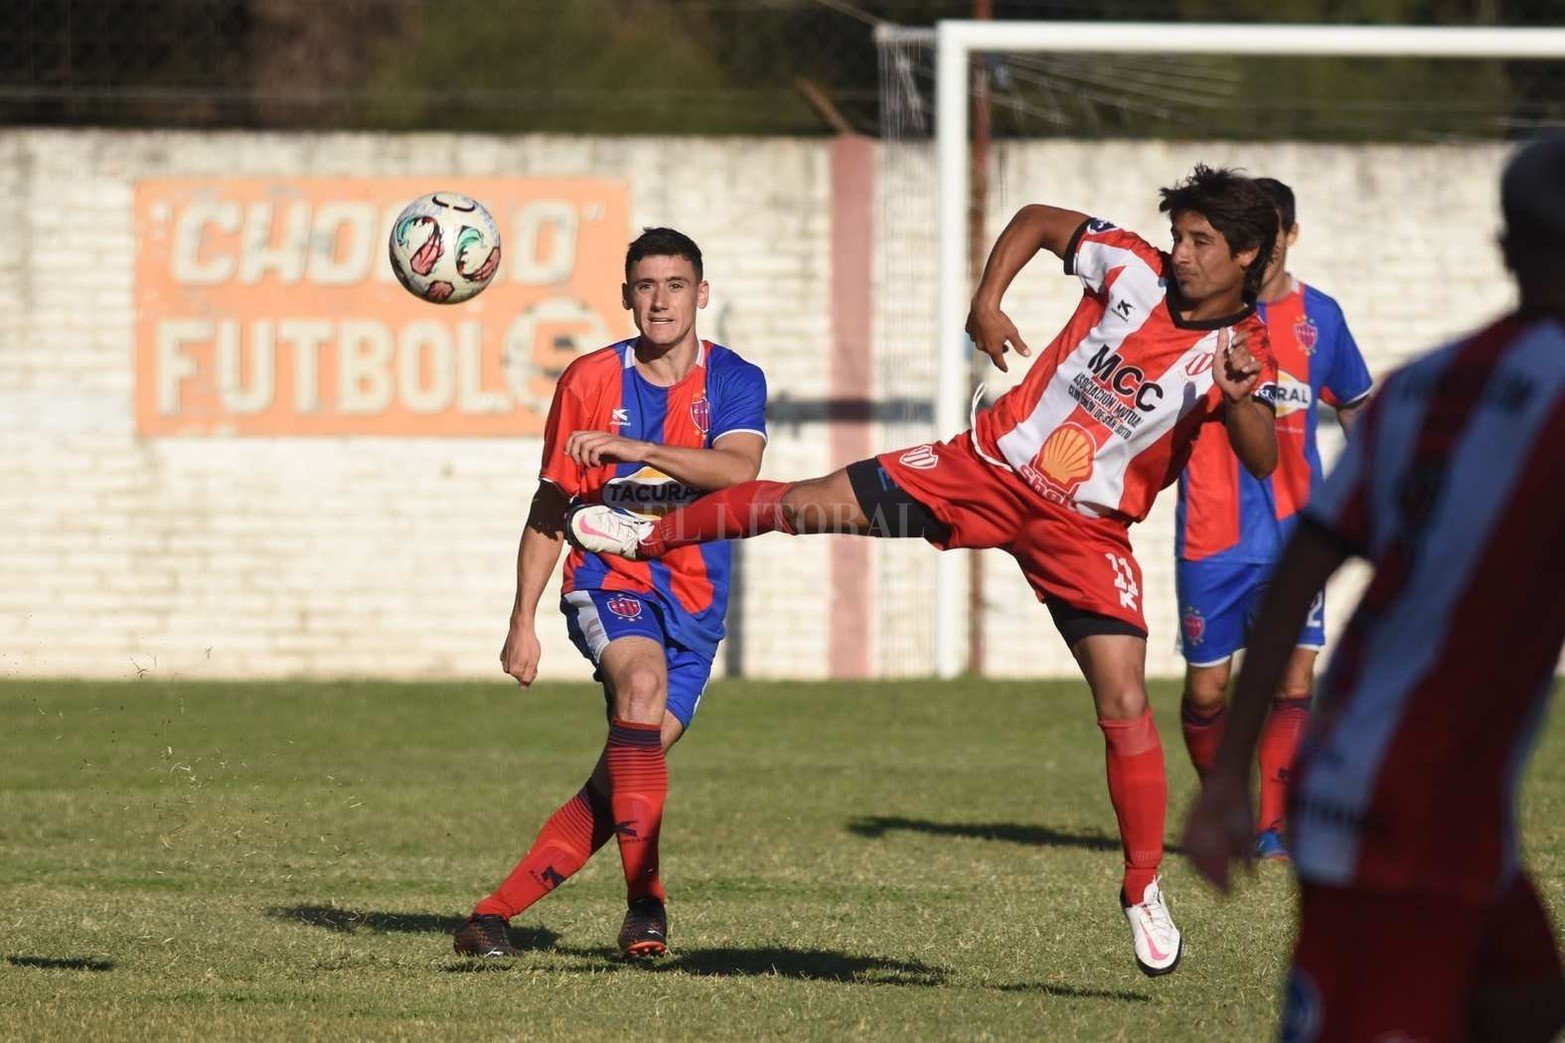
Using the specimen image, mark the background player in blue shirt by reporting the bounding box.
[453,228,767,960]
[1174,179,1373,860]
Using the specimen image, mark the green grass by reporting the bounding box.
[1,679,1562,1042]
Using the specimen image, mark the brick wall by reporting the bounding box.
[0,130,1515,680]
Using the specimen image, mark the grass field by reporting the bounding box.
[2,678,1562,1042]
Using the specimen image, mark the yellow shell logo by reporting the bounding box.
[1036,425,1096,488]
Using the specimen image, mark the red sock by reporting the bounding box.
[606,719,668,903]
[1258,697,1311,833]
[1180,700,1228,782]
[641,480,794,558]
[1100,710,1167,904]
[473,782,615,919]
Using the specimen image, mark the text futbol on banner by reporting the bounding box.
[134,178,630,437]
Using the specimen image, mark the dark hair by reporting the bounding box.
[1158,165,1280,295]
[1253,177,1297,231]
[625,227,703,281]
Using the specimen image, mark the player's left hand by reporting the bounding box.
[1182,769,1256,894]
[566,431,651,468]
[1212,327,1262,404]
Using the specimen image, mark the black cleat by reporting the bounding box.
[453,913,518,958]
[617,897,669,959]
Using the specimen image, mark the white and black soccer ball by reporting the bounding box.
[388,192,503,305]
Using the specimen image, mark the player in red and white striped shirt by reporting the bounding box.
[572,166,1281,976]
[1185,134,1565,1043]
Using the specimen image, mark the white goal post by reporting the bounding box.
[883,20,1565,679]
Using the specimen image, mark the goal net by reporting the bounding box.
[873,21,1565,678]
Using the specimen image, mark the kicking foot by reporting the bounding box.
[617,897,669,960]
[568,505,655,560]
[453,913,518,958]
[1121,877,1183,977]
[1255,828,1291,863]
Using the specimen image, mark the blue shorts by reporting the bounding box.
[561,589,713,729]
[1175,557,1325,667]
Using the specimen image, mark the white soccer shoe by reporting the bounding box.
[568,504,655,560]
[1121,876,1183,977]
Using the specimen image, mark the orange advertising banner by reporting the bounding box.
[134,178,631,436]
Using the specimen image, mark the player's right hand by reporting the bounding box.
[965,303,1031,373]
[1182,768,1256,894]
[500,625,542,689]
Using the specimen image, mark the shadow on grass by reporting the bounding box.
[8,955,114,971]
[847,816,1183,855]
[985,981,1149,1001]
[657,946,944,985]
[266,905,559,951]
[449,944,947,985]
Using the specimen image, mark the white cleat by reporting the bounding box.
[1121,876,1183,977]
[567,504,655,560]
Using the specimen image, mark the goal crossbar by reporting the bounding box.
[907,20,1565,678]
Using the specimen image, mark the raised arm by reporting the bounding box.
[565,431,764,490]
[966,204,1091,372]
[1213,328,1279,479]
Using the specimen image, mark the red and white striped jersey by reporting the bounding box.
[1295,312,1565,901]
[973,219,1275,522]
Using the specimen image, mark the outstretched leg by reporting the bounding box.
[637,469,873,558]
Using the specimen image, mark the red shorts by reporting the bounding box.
[875,434,1147,634]
[1284,876,1563,1042]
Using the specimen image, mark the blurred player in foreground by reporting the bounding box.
[1175,178,1373,862]
[1185,135,1565,1043]
[571,166,1281,976]
[453,228,767,960]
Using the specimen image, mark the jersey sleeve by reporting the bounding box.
[1321,309,1374,409]
[538,378,589,498]
[1063,218,1161,295]
[710,361,768,443]
[1299,385,1383,556]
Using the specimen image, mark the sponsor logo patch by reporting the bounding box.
[602,465,704,519]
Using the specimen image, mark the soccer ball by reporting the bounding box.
[388,192,503,305]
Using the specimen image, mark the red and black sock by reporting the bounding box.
[1258,697,1311,834]
[473,781,615,920]
[605,719,668,903]
[1180,700,1228,782]
[641,480,794,558]
[1100,710,1167,904]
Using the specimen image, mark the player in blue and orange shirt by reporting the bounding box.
[452,227,767,960]
[1174,179,1372,860]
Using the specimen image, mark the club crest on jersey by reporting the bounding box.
[1182,607,1206,647]
[690,396,711,435]
[1186,351,1215,377]
[605,595,643,621]
[602,466,704,520]
[899,445,939,470]
[1293,316,1319,355]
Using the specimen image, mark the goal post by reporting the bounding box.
[883,20,1565,678]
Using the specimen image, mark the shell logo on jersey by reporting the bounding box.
[1036,424,1096,489]
[1293,316,1319,355]
[602,466,704,519]
[606,595,644,621]
[1273,372,1314,418]
[690,396,711,435]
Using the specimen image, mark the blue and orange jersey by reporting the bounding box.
[540,338,767,657]
[1176,281,1372,563]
